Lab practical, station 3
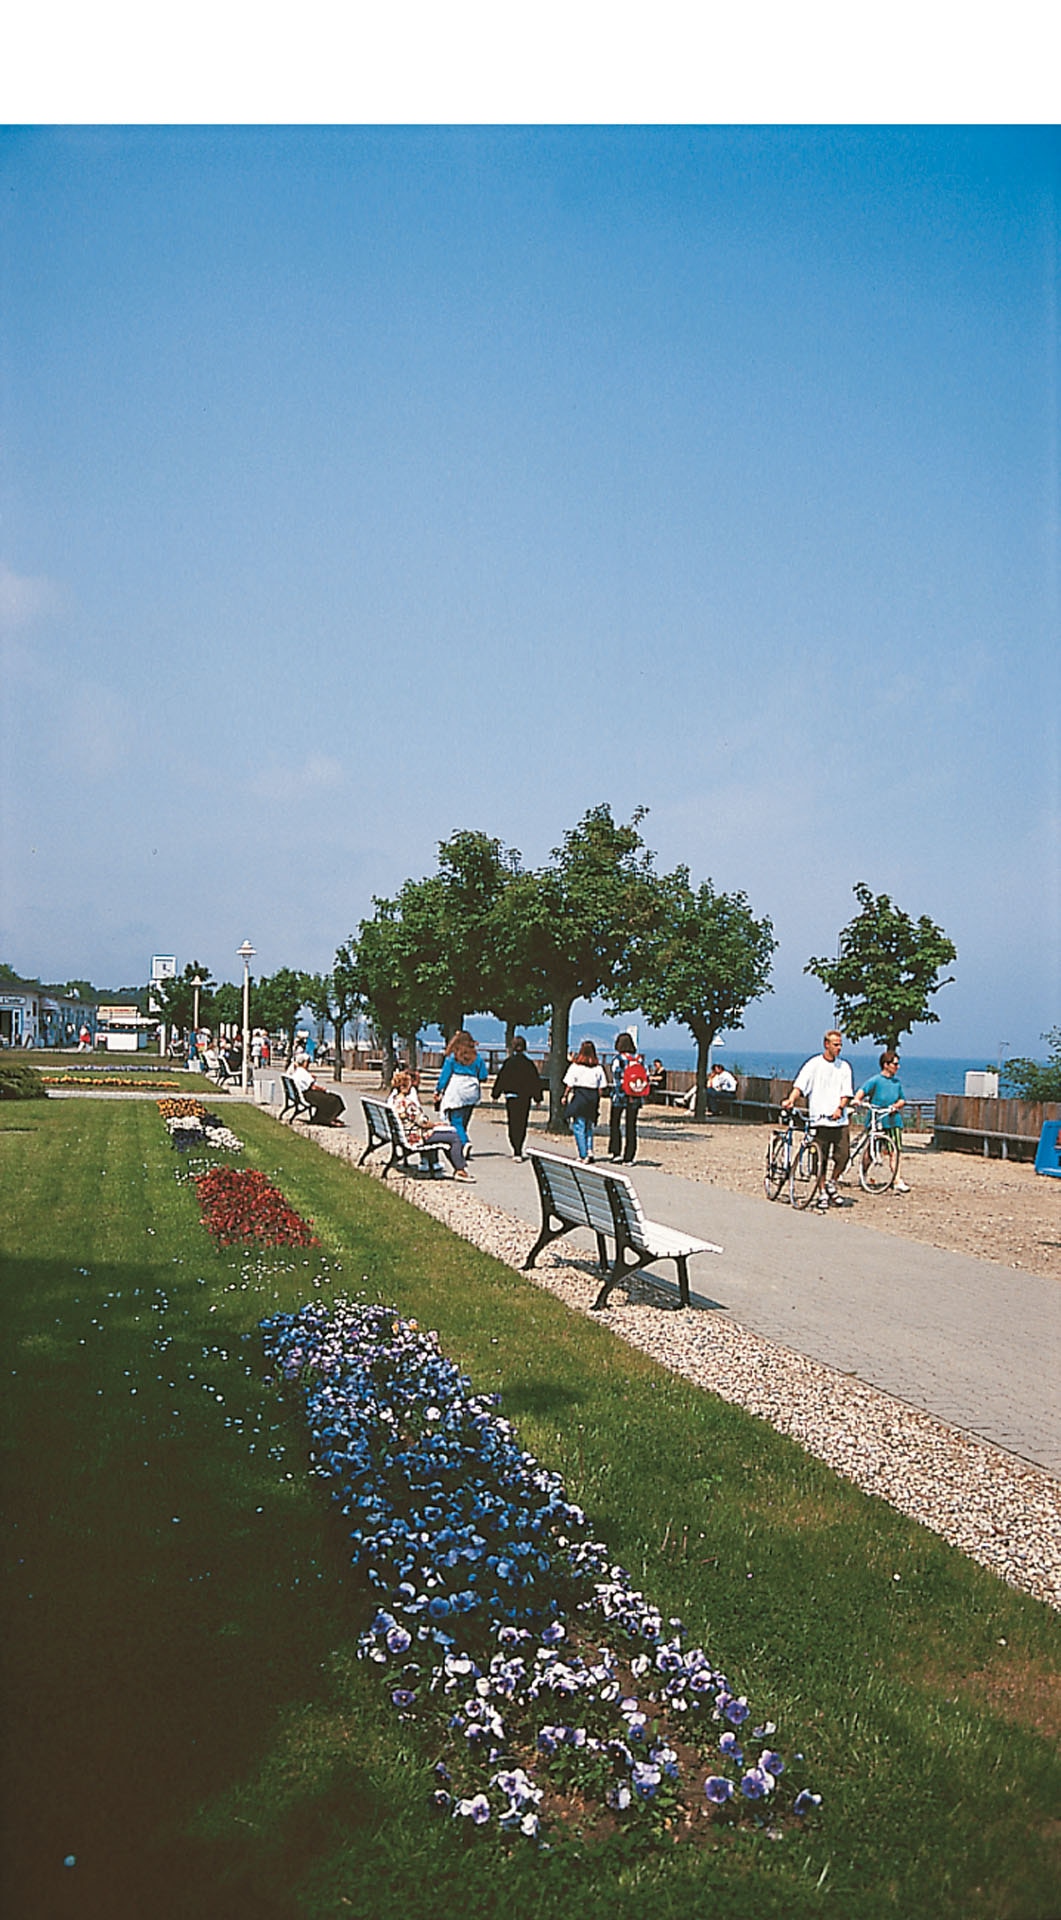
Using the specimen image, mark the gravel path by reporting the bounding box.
[306,1122,1061,1614]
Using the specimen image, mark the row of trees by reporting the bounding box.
[320,808,778,1123]
[317,807,959,1126]
[152,805,962,1125]
[151,963,311,1049]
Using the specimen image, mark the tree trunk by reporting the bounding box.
[546,989,575,1130]
[332,1016,344,1081]
[439,1005,464,1048]
[505,1019,516,1053]
[405,1032,419,1071]
[380,1033,397,1087]
[689,1016,716,1123]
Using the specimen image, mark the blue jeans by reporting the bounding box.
[571,1115,594,1159]
[445,1105,473,1149]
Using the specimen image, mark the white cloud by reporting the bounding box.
[249,754,346,801]
[0,561,63,632]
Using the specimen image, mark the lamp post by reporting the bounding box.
[192,974,203,1036]
[237,941,255,1094]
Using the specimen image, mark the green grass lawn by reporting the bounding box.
[1,1099,1058,1920]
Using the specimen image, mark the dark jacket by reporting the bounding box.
[492,1053,544,1102]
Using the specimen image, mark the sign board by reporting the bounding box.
[151,956,177,982]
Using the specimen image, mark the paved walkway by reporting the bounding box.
[331,1098,1061,1479]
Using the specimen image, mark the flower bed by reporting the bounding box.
[158,1098,244,1154]
[262,1300,820,1848]
[197,1167,318,1247]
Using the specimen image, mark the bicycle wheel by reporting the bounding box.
[860,1132,897,1192]
[764,1133,789,1201]
[792,1136,821,1208]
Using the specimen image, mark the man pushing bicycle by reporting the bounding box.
[780,1030,854,1214]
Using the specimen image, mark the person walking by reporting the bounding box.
[607,1032,651,1164]
[562,1039,607,1161]
[492,1036,543,1159]
[781,1030,854,1212]
[854,1050,911,1192]
[436,1031,488,1156]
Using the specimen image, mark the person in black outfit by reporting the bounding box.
[491,1037,543,1159]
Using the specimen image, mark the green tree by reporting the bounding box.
[329,941,364,1082]
[391,830,525,1047]
[63,979,96,1002]
[806,883,957,1049]
[255,968,307,1051]
[502,805,660,1127]
[620,871,776,1120]
[355,903,434,1086]
[211,981,242,1029]
[1002,1028,1061,1102]
[151,962,215,1034]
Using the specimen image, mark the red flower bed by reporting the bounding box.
[194,1167,319,1247]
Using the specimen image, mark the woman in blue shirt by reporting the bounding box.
[854,1051,911,1192]
[435,1031,489,1155]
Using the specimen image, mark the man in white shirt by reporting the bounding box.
[781,1030,853,1213]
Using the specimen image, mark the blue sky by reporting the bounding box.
[1,125,1057,1053]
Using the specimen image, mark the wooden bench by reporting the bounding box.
[359,1096,444,1178]
[523,1149,721,1310]
[279,1073,312,1123]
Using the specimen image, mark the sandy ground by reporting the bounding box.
[512,1108,1061,1281]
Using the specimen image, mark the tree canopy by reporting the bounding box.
[619,871,776,1120]
[805,883,956,1050]
[1002,1028,1061,1103]
[500,805,661,1124]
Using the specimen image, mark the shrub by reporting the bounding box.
[0,1062,48,1100]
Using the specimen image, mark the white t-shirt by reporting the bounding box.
[564,1063,607,1092]
[794,1054,853,1126]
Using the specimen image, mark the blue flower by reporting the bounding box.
[454,1793,491,1824]
[704,1776,735,1804]
[740,1768,773,1800]
[794,1789,823,1817]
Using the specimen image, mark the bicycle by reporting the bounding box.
[848,1101,900,1192]
[764,1108,822,1209]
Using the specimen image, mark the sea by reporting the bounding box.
[448,1019,993,1104]
[627,1050,991,1105]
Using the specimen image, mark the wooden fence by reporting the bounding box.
[933,1093,1061,1161]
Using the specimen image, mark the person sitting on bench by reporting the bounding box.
[388,1069,474,1179]
[291,1053,345,1127]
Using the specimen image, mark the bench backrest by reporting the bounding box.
[527,1150,593,1227]
[362,1094,398,1141]
[527,1150,646,1244]
[281,1073,306,1106]
[603,1173,648,1249]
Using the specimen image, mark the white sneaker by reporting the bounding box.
[824,1180,838,1198]
[895,1179,910,1193]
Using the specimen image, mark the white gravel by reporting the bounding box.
[308,1125,1061,1613]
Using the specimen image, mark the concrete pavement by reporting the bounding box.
[333,1097,1061,1479]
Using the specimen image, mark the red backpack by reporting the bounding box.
[622,1057,651,1099]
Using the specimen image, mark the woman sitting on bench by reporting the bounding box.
[388,1069,474,1180]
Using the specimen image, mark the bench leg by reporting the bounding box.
[523,1217,573,1271]
[594,1231,609,1272]
[675,1255,691,1310]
